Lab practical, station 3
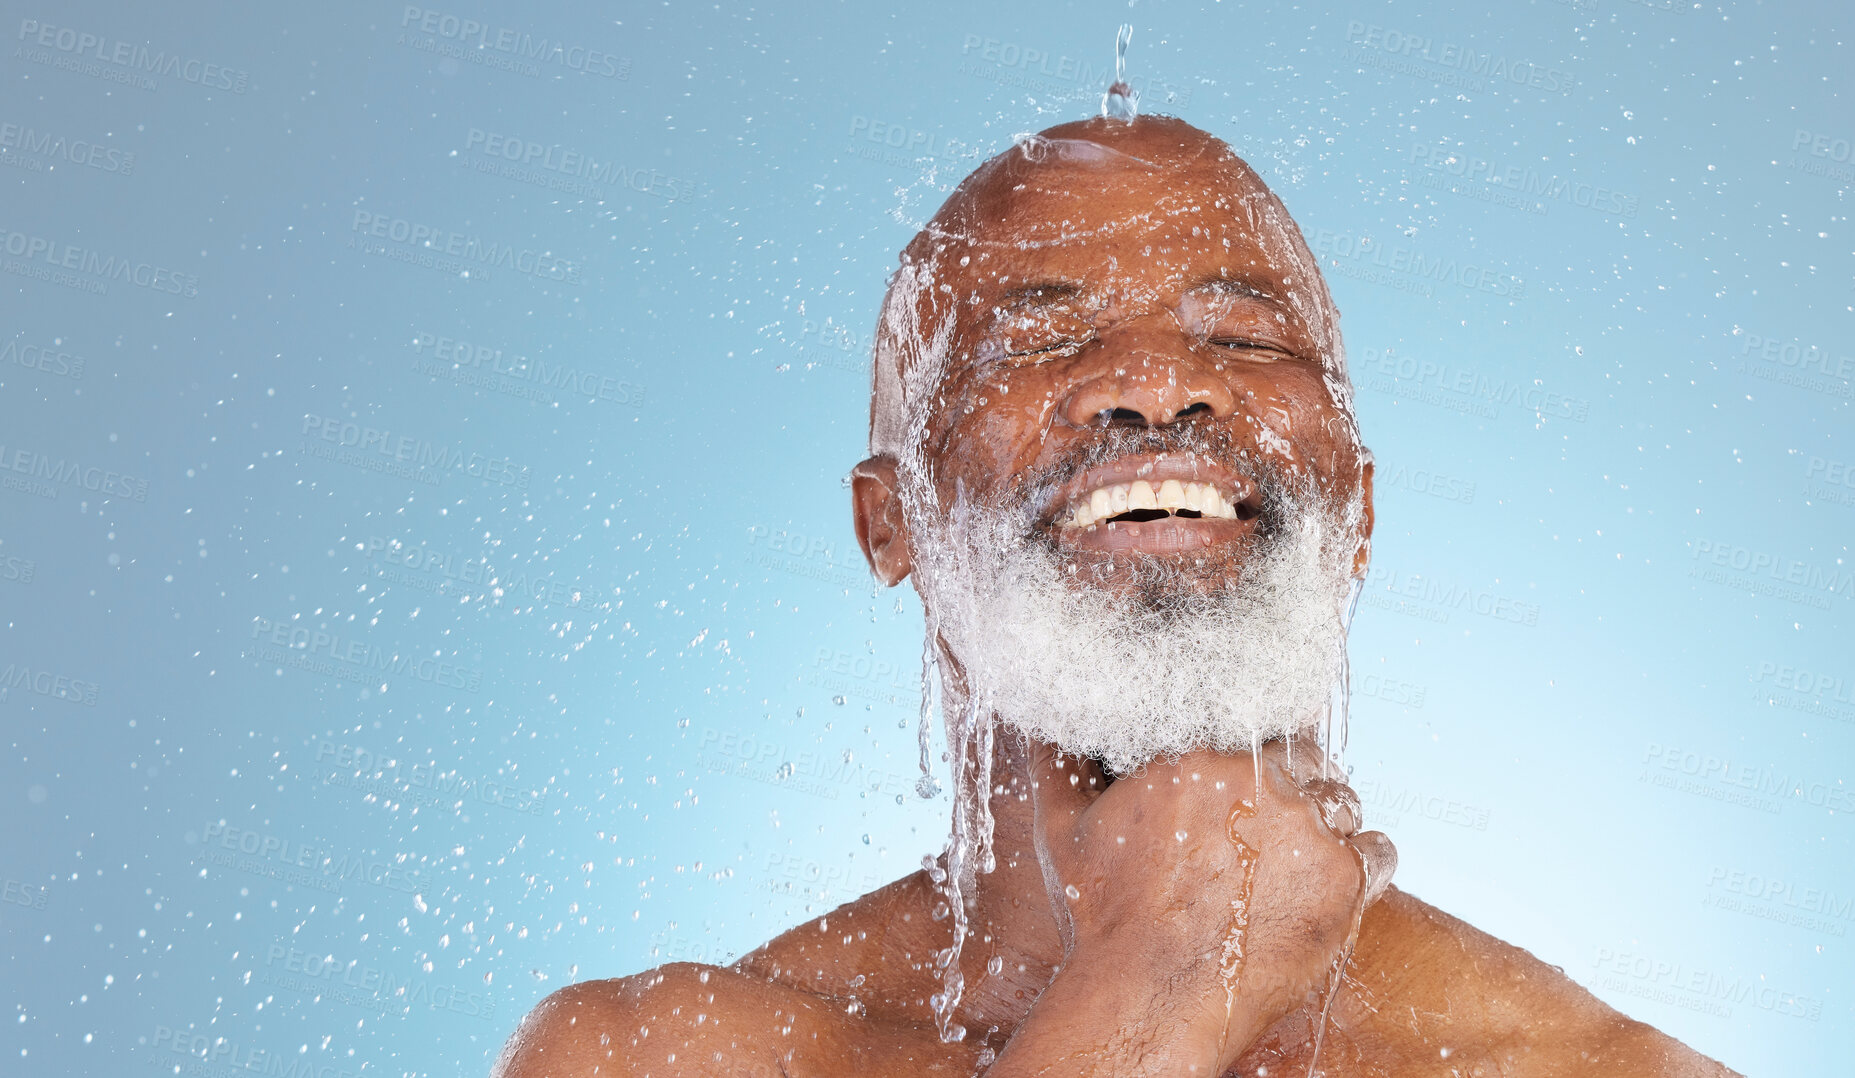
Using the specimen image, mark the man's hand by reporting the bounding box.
[986,740,1396,1077]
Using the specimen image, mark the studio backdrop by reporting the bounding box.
[1,1,1850,1075]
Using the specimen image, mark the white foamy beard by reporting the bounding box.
[905,470,1363,777]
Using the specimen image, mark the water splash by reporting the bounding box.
[915,622,942,799]
[1101,24,1139,121]
[1219,801,1260,1044]
[927,688,997,1044]
[1304,847,1372,1078]
[1320,578,1365,782]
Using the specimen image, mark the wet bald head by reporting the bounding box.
[869,115,1347,458]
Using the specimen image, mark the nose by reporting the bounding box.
[1057,322,1238,428]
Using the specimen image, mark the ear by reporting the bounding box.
[1352,457,1375,579]
[850,455,912,587]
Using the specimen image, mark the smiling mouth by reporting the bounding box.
[1045,457,1267,555]
[1062,478,1259,529]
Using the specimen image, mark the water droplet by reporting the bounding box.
[1101,25,1139,120]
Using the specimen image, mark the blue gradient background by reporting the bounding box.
[2,1,1850,1075]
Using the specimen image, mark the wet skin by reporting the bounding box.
[495,117,1739,1077]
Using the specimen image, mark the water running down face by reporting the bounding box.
[854,115,1375,777]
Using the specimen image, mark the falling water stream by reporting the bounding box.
[1101,24,1139,120]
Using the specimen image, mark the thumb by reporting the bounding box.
[1351,830,1398,907]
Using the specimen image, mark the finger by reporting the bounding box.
[1350,830,1398,907]
[1239,736,1322,793]
[1300,778,1363,837]
[1274,732,1345,787]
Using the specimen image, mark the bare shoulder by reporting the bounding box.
[491,963,807,1078]
[1328,887,1743,1077]
[491,959,971,1078]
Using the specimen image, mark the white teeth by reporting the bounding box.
[1063,478,1243,528]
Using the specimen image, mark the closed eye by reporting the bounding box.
[1007,338,1089,359]
[1209,338,1294,356]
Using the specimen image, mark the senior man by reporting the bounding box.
[496,115,1736,1077]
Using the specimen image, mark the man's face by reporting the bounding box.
[855,117,1374,773]
[903,118,1371,593]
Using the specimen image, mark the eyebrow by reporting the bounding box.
[1184,275,1277,301]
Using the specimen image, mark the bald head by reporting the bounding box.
[869,115,1348,459]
